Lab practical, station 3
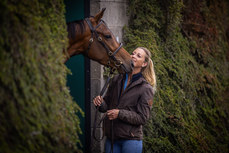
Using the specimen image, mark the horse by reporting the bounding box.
[64,8,133,74]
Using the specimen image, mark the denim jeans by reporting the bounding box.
[105,138,143,153]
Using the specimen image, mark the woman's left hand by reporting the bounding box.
[107,109,119,120]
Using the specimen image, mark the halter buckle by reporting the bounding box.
[115,60,122,67]
[98,36,102,41]
[107,60,111,66]
[111,67,117,73]
[89,38,94,43]
[108,51,113,56]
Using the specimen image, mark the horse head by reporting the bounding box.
[65,8,133,74]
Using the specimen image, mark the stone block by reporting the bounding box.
[90,61,103,79]
[91,78,102,97]
[100,1,128,27]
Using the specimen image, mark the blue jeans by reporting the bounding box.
[105,138,143,153]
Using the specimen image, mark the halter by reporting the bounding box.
[85,18,128,73]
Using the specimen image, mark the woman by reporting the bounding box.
[93,47,156,153]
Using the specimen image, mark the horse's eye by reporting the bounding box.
[104,35,112,39]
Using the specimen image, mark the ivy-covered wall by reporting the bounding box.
[0,0,82,152]
[124,0,229,152]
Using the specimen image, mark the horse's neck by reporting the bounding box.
[63,37,85,62]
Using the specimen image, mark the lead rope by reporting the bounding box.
[92,68,114,152]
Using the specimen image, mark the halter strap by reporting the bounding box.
[111,43,123,57]
[85,18,127,73]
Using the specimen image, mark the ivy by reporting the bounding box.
[124,0,229,152]
[0,0,82,153]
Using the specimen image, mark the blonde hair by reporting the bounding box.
[138,47,157,93]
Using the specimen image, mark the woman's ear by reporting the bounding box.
[142,62,148,68]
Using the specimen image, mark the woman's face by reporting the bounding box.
[131,48,147,69]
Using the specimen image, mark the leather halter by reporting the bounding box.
[85,18,128,73]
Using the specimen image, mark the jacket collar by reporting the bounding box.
[117,73,147,98]
[124,72,143,83]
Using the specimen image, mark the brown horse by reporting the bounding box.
[64,8,133,74]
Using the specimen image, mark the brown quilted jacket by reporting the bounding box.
[99,73,154,140]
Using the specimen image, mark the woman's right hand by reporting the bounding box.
[93,96,104,106]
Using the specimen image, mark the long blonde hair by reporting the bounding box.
[138,47,157,93]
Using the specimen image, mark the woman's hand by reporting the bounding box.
[107,109,119,120]
[93,96,103,106]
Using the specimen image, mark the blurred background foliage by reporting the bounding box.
[0,0,82,152]
[124,0,229,152]
[1,0,229,153]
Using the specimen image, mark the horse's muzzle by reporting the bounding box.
[123,60,134,74]
[131,60,134,70]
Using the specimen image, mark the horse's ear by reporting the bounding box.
[94,8,106,22]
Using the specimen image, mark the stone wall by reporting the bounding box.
[90,0,129,152]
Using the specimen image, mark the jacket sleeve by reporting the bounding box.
[98,75,118,113]
[118,85,154,125]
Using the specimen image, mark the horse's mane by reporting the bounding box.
[67,17,108,40]
[67,19,85,39]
